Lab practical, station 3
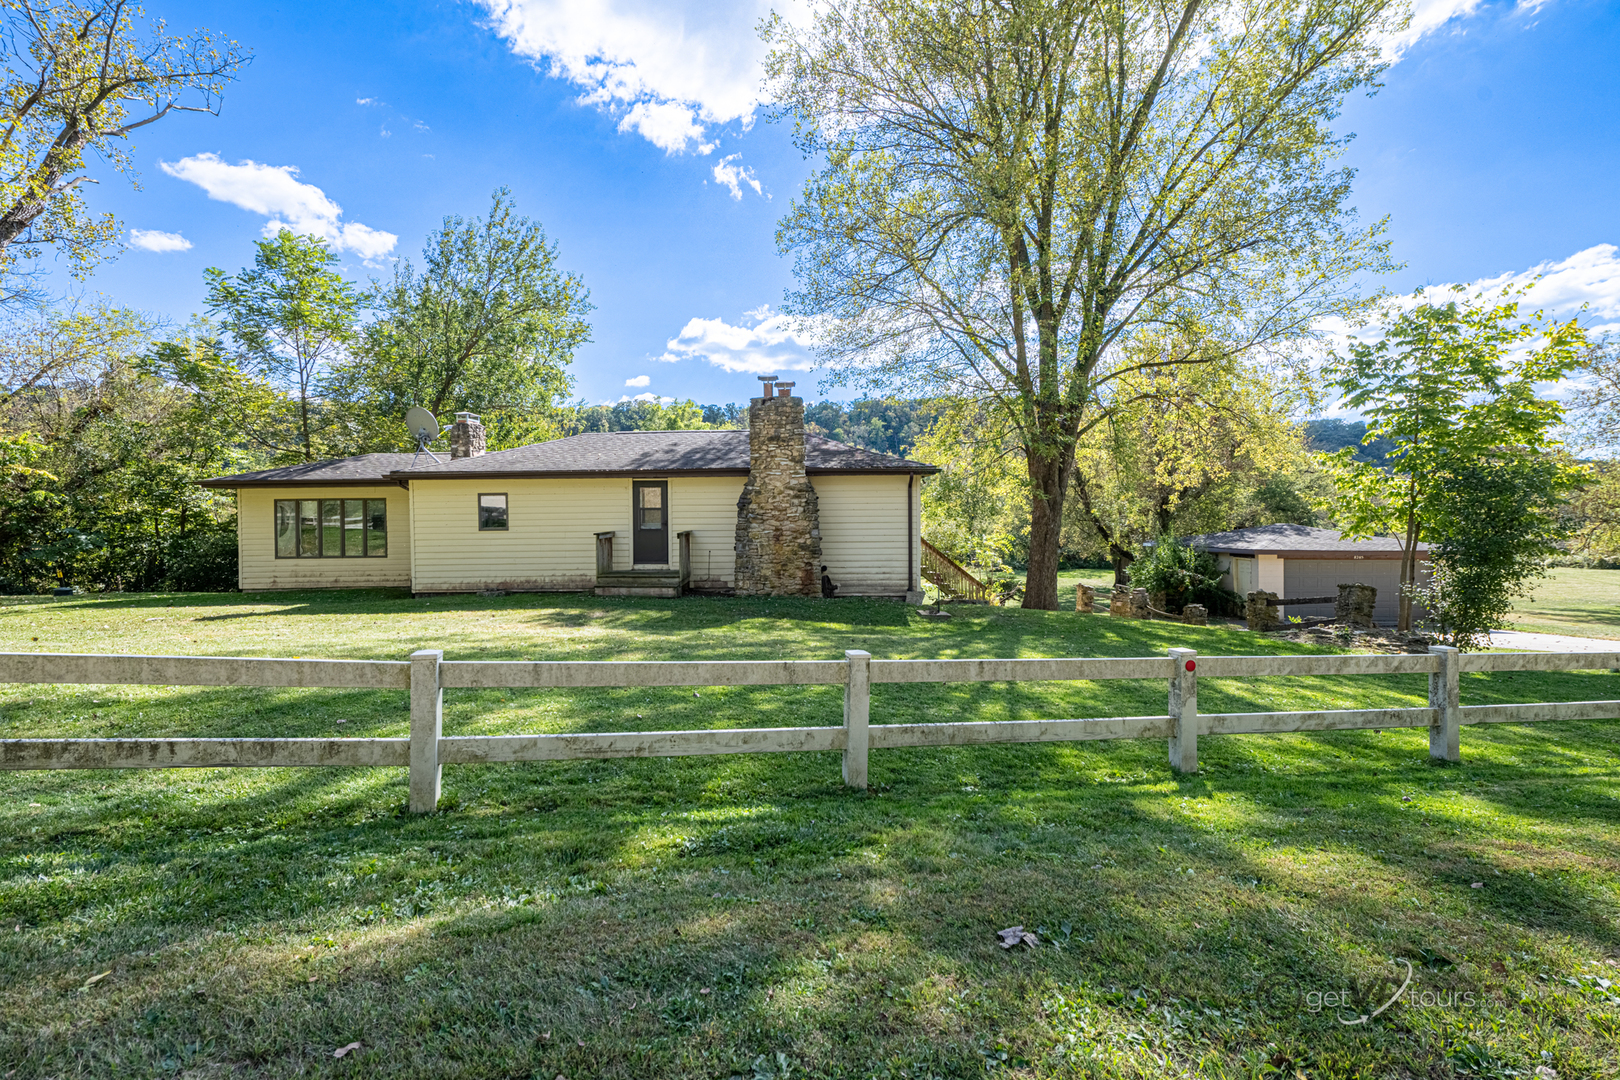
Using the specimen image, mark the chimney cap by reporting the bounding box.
[774,381,795,388]
[757,374,778,382]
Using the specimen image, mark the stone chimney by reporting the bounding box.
[734,378,822,596]
[449,412,486,459]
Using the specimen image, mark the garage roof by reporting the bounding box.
[1184,524,1427,559]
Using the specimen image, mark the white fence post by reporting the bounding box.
[1428,644,1460,763]
[1168,647,1198,774]
[843,649,871,790]
[410,649,444,812]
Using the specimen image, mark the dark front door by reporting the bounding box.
[632,481,669,564]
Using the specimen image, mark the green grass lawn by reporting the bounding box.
[1,589,1617,1079]
[1506,568,1620,640]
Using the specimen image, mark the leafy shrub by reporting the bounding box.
[1413,457,1568,650]
[164,532,238,592]
[1127,535,1241,615]
[1546,554,1620,570]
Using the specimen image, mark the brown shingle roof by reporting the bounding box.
[383,430,935,479]
[199,431,936,488]
[1184,524,1427,557]
[198,453,418,488]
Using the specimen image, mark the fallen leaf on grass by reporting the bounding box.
[84,971,112,987]
[333,1041,361,1058]
[1471,882,1484,889]
[996,926,1038,949]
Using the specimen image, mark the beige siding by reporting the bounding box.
[236,486,412,591]
[814,473,917,595]
[673,476,746,588]
[408,476,748,593]
[409,478,630,592]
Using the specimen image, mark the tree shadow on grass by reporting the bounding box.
[4,729,1617,1078]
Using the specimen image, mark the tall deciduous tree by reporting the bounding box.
[1563,334,1620,559]
[205,230,360,462]
[0,302,241,592]
[0,1,247,296]
[1414,455,1580,650]
[764,0,1399,608]
[1071,348,1317,584]
[1325,286,1587,632]
[336,188,591,450]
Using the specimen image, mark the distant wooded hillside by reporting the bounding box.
[1303,418,1394,464]
[703,398,940,458]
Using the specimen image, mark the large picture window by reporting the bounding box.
[275,498,387,558]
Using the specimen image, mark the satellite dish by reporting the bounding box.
[405,407,438,444]
[405,407,443,466]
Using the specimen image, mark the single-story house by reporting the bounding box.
[199,381,937,600]
[1183,524,1429,624]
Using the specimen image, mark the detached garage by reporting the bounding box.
[1184,524,1429,625]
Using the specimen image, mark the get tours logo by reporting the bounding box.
[1257,958,1487,1024]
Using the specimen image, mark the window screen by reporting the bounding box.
[479,494,509,531]
[343,499,365,556]
[366,500,387,556]
[639,484,663,528]
[274,500,297,558]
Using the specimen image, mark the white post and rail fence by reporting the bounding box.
[1,647,1617,813]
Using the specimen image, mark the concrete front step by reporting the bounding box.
[595,570,687,598]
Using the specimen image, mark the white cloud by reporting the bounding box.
[1310,244,1620,420]
[619,100,713,155]
[659,307,816,374]
[624,374,651,387]
[711,153,762,200]
[477,0,798,154]
[1468,244,1620,329]
[128,228,193,253]
[159,153,398,261]
[1379,0,1554,59]
[356,96,380,106]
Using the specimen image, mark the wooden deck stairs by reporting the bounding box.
[920,539,990,603]
[593,531,693,598]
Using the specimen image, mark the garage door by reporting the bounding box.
[1281,559,1405,623]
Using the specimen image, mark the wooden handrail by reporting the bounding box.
[920,538,989,603]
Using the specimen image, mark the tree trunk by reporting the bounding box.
[1022,450,1068,610]
[1397,478,1419,633]
[1072,468,1134,586]
[1110,543,1134,587]
[299,390,313,462]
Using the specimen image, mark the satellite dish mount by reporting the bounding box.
[405,407,443,467]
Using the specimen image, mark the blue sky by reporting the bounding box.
[58,0,1620,409]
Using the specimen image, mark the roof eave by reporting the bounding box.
[197,477,401,488]
[385,466,936,481]
[1205,547,1419,558]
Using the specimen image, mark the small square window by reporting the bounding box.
[479,493,509,531]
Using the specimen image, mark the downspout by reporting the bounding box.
[907,474,916,593]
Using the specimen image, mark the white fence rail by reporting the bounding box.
[2,646,1617,813]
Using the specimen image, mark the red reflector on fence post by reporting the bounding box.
[1185,660,1196,672]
